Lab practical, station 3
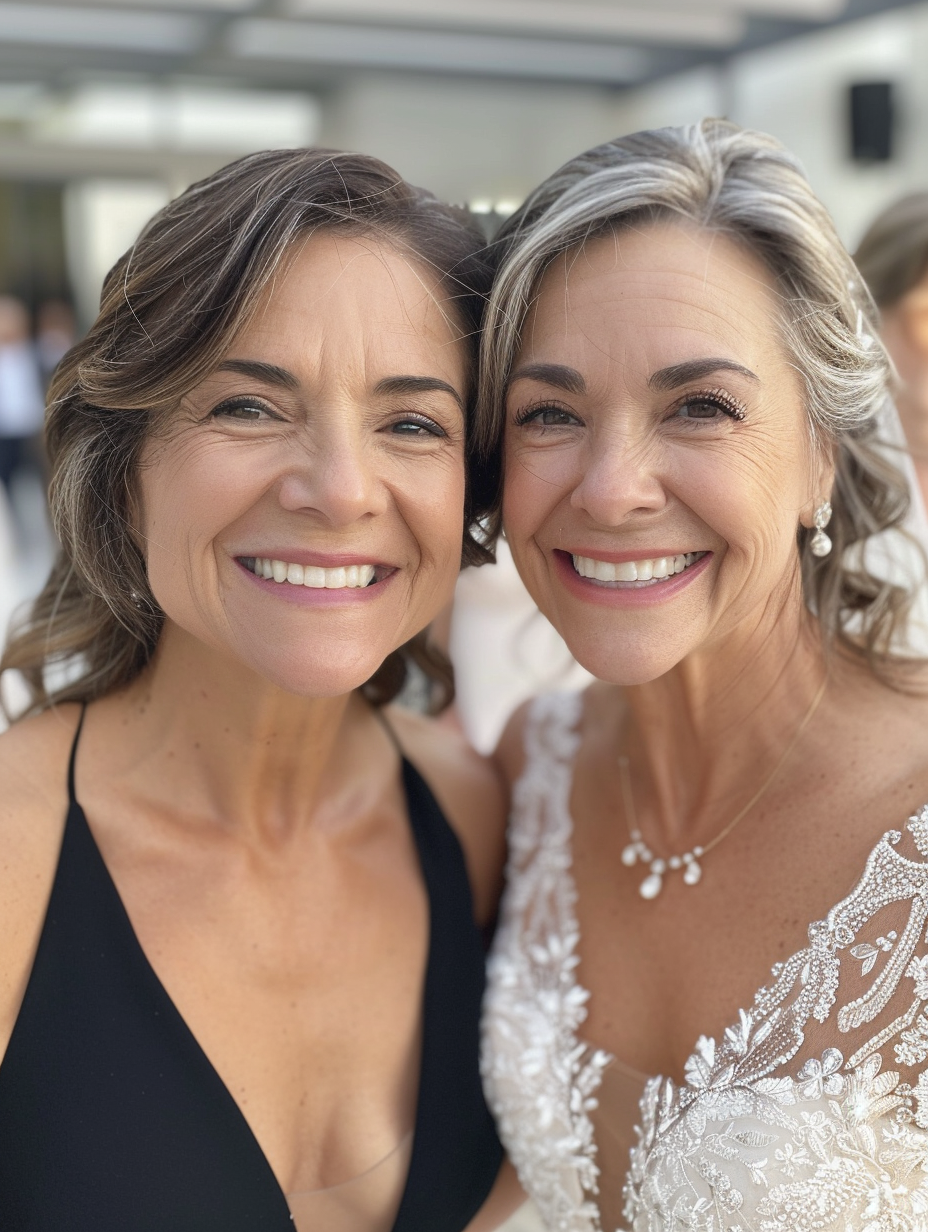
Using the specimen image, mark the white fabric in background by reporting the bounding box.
[449,539,592,755]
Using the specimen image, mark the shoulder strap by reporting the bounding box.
[66,704,87,806]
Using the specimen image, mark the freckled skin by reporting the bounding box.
[495,222,928,1226]
[140,231,468,698]
[0,232,514,1215]
[503,222,829,686]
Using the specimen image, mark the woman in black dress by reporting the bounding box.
[0,149,516,1232]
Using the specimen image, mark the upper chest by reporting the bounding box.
[516,697,928,1084]
[69,790,430,1194]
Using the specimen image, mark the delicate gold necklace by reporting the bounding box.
[619,676,828,900]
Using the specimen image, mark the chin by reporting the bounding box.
[559,627,694,687]
[241,646,395,699]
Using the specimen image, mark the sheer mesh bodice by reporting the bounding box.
[481,691,928,1231]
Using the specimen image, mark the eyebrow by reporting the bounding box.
[647,358,759,390]
[215,363,465,410]
[374,375,465,412]
[507,363,586,394]
[216,359,300,389]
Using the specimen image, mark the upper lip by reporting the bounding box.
[561,548,707,563]
[235,550,395,568]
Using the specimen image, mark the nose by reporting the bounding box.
[276,415,388,527]
[571,424,667,526]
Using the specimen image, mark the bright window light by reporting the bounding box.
[34,84,320,151]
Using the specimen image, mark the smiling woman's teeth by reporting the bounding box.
[572,552,704,583]
[249,558,376,588]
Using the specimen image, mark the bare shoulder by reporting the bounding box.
[0,704,79,1055]
[493,699,535,789]
[495,681,607,788]
[0,704,77,837]
[386,706,507,926]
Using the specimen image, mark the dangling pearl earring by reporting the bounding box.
[809,500,833,557]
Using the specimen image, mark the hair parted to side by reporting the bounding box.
[1,147,494,720]
[477,118,921,680]
[854,191,928,309]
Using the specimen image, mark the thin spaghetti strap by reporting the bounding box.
[371,704,405,759]
[66,705,87,805]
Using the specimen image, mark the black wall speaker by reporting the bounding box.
[849,81,894,162]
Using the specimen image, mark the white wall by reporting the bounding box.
[321,72,624,206]
[607,3,928,249]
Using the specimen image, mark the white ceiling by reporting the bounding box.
[0,0,913,89]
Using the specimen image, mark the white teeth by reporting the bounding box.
[571,552,704,584]
[251,558,377,589]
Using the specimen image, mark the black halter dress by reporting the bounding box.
[0,712,503,1231]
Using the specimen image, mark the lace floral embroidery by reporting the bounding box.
[481,691,928,1232]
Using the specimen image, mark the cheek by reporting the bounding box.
[391,450,467,572]
[675,427,811,570]
[137,438,261,607]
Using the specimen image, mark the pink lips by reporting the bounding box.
[234,557,396,607]
[554,549,712,608]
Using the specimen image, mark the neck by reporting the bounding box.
[617,586,827,848]
[96,622,376,845]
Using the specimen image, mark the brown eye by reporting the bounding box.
[672,391,745,423]
[515,404,581,427]
[211,396,279,422]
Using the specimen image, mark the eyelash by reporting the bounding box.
[669,388,746,423]
[388,412,447,438]
[513,399,578,427]
[210,396,279,422]
[513,389,747,428]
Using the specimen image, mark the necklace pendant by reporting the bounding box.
[683,859,703,886]
[639,870,663,899]
[621,842,640,867]
[639,858,666,900]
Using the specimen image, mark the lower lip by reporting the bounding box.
[235,559,396,606]
[553,550,712,608]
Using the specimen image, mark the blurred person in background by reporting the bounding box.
[0,148,523,1232]
[480,121,928,1232]
[35,298,76,386]
[856,193,928,506]
[0,295,44,516]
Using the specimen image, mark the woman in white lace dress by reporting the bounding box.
[479,120,928,1231]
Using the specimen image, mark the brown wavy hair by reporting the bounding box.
[1,147,494,718]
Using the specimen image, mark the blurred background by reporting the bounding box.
[1,0,928,735]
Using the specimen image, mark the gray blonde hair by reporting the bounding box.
[2,147,494,718]
[478,118,918,679]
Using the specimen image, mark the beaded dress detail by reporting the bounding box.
[481,691,928,1232]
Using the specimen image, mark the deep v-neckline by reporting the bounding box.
[69,796,431,1225]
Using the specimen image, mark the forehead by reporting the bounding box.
[521,221,783,375]
[242,229,467,379]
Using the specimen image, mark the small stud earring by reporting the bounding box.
[809,500,832,557]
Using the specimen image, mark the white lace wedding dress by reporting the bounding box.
[481,691,928,1232]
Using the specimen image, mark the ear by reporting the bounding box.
[901,282,928,356]
[799,436,837,529]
